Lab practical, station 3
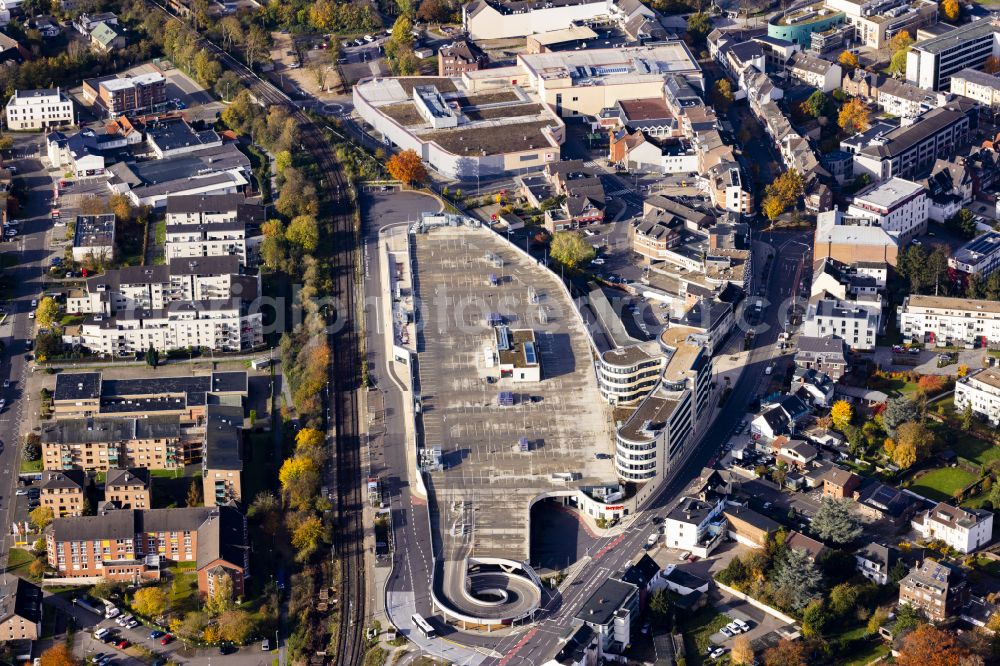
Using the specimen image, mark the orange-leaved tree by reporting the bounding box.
[386,149,428,186]
[896,625,970,666]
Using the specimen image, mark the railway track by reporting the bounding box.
[144,4,366,664]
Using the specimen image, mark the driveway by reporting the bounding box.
[709,589,791,649]
[867,345,986,375]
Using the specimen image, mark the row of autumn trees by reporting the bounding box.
[728,624,990,666]
[213,88,333,428]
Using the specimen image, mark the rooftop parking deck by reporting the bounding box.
[412,226,615,563]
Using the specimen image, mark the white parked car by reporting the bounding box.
[590,258,605,266]
[720,626,735,638]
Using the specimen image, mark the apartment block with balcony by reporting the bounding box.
[71,298,264,355]
[66,256,259,316]
[948,231,1000,277]
[39,470,87,517]
[956,368,1000,425]
[898,294,1000,347]
[612,334,712,483]
[202,404,244,507]
[597,345,667,406]
[851,101,977,181]
[45,506,247,597]
[41,415,185,471]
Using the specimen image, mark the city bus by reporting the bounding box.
[411,613,436,639]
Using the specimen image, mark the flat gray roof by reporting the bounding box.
[912,18,999,55]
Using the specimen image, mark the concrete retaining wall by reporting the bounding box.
[715,580,798,625]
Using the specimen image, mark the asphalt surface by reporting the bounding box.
[364,176,813,662]
[0,136,55,574]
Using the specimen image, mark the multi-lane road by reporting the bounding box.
[0,140,56,572]
[364,194,812,663]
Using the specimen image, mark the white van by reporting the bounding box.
[94,627,111,640]
[645,532,659,548]
[104,605,119,619]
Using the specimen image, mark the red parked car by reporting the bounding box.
[161,635,173,646]
[115,640,129,649]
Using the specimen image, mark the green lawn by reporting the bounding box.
[152,471,202,509]
[5,547,35,574]
[680,608,731,665]
[167,570,200,616]
[149,468,185,478]
[928,421,1000,466]
[908,467,978,501]
[870,376,920,397]
[20,458,42,473]
[842,641,891,666]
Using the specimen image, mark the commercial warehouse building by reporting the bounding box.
[354,76,564,180]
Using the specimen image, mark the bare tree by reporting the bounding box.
[219,16,243,52]
[245,25,269,68]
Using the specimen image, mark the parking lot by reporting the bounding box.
[412,224,615,562]
[651,541,796,660]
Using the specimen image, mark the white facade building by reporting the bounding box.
[950,68,1000,108]
[5,88,73,130]
[786,51,841,92]
[73,301,263,355]
[66,257,257,315]
[877,77,945,120]
[663,495,727,558]
[803,296,879,351]
[948,231,1000,277]
[956,368,1000,425]
[898,294,1000,347]
[164,194,260,267]
[165,224,251,267]
[905,18,1000,91]
[912,502,994,554]
[846,177,929,242]
[612,338,712,483]
[463,0,616,40]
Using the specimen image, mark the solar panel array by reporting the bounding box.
[523,341,537,366]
